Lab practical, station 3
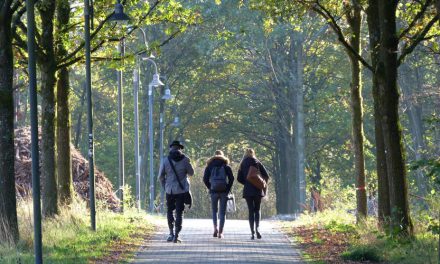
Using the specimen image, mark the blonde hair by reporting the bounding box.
[214,150,224,156]
[239,148,256,167]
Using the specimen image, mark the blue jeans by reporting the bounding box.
[211,192,228,230]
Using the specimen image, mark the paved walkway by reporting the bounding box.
[134,218,304,264]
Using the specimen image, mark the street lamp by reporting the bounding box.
[158,77,173,213]
[117,39,125,212]
[83,0,97,232]
[109,0,130,22]
[142,57,164,213]
[132,27,164,212]
[109,0,130,213]
[25,0,43,262]
[133,29,148,211]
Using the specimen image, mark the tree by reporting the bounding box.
[0,0,19,244]
[56,0,73,205]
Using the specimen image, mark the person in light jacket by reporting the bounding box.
[203,150,234,239]
[237,148,269,240]
[159,140,194,243]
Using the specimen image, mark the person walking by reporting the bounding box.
[237,148,269,240]
[203,150,234,239]
[159,140,194,243]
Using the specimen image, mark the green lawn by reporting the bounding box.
[0,200,158,264]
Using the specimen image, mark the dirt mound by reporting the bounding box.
[14,127,120,211]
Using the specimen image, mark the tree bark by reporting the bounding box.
[56,67,73,205]
[367,0,391,226]
[0,2,19,243]
[55,0,73,205]
[378,0,413,236]
[346,0,367,220]
[38,0,58,217]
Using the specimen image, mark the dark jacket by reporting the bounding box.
[159,149,194,195]
[237,157,269,198]
[203,155,234,193]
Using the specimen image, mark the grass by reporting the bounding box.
[0,198,159,264]
[280,209,439,263]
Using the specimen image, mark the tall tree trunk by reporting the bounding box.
[38,0,58,217]
[55,0,73,205]
[346,0,367,220]
[367,0,390,226]
[56,68,72,205]
[294,33,306,210]
[273,140,283,213]
[287,30,304,213]
[378,0,413,236]
[0,3,19,243]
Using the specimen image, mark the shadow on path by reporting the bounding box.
[133,218,304,264]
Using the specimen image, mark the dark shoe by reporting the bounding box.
[167,234,174,242]
[256,231,262,239]
[218,233,224,239]
[213,228,218,237]
[173,235,182,243]
[251,234,255,240]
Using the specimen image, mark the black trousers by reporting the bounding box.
[166,193,185,235]
[245,196,262,233]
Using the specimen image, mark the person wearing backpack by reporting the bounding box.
[159,141,194,243]
[203,150,234,239]
[237,148,269,240]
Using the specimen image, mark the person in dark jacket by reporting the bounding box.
[237,148,269,240]
[203,150,234,239]
[159,141,194,243]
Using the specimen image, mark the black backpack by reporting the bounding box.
[210,166,227,192]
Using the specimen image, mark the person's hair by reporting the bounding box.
[239,148,256,167]
[214,150,224,156]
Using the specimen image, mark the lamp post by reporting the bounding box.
[117,39,125,212]
[158,77,172,213]
[132,27,162,211]
[84,0,96,231]
[145,70,164,213]
[133,61,141,210]
[133,53,163,212]
[109,0,130,212]
[26,0,43,262]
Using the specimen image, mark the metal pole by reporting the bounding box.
[148,83,155,213]
[133,60,141,211]
[158,86,165,214]
[26,0,43,262]
[117,39,125,212]
[84,0,96,231]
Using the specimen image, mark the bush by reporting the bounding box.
[342,246,382,262]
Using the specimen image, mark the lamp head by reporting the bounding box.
[109,1,130,22]
[162,87,172,100]
[151,73,164,87]
[172,116,180,127]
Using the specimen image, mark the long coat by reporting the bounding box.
[237,157,269,198]
[159,150,194,195]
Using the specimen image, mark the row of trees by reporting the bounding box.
[0,0,197,244]
[253,0,440,235]
[1,0,439,247]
